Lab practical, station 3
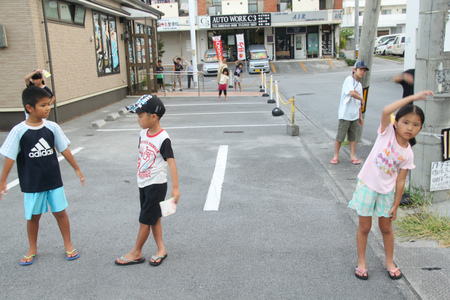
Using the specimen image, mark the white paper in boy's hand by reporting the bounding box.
[160,197,176,217]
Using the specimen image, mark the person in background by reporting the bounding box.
[187,60,194,89]
[24,69,54,105]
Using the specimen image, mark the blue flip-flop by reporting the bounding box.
[150,254,167,266]
[20,254,36,266]
[66,249,80,261]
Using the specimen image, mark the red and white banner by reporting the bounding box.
[212,36,223,62]
[236,34,246,60]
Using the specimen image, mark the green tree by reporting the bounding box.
[340,28,354,51]
[158,35,165,60]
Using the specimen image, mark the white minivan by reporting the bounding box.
[392,35,405,56]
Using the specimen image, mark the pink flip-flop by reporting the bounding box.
[330,158,339,165]
[351,159,361,165]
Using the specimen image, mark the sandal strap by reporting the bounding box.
[355,267,368,274]
[388,267,400,274]
[23,254,36,259]
[66,249,77,255]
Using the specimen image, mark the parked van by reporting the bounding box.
[392,34,405,56]
[247,45,270,74]
[374,34,401,53]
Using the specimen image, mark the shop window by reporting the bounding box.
[248,0,257,13]
[43,0,85,25]
[93,12,120,76]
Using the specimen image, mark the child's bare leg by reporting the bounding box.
[116,223,150,264]
[53,210,77,257]
[349,141,357,160]
[238,82,242,92]
[332,140,342,160]
[379,217,401,276]
[234,82,237,91]
[22,214,41,263]
[356,216,372,277]
[150,218,166,263]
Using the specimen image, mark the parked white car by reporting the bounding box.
[374,34,401,53]
[386,41,395,55]
[375,39,395,55]
[392,35,405,56]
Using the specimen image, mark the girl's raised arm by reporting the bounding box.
[380,90,434,132]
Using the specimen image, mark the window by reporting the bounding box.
[208,0,222,15]
[402,8,407,14]
[248,0,257,13]
[43,0,85,25]
[359,11,364,16]
[93,12,120,75]
[381,9,391,15]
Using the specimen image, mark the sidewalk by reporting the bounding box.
[290,103,450,300]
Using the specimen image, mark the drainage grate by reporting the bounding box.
[223,131,244,134]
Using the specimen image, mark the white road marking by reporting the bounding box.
[4,147,84,192]
[203,145,228,211]
[125,111,270,117]
[97,123,285,132]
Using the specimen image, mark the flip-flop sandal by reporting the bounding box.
[115,256,146,266]
[351,159,361,165]
[387,268,403,280]
[66,249,80,261]
[150,254,168,266]
[20,254,36,266]
[355,267,368,280]
[330,158,339,165]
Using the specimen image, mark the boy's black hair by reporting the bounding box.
[158,60,162,63]
[22,86,50,113]
[394,104,425,147]
[238,63,243,67]
[31,72,45,85]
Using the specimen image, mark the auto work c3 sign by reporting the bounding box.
[211,14,271,28]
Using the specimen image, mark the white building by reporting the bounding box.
[342,0,407,36]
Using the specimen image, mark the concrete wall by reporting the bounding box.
[293,0,319,12]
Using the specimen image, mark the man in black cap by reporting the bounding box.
[331,60,368,165]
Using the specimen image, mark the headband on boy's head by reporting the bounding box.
[126,94,166,117]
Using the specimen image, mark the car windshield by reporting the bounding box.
[250,51,267,60]
[205,53,218,63]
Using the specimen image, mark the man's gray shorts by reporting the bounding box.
[336,119,359,142]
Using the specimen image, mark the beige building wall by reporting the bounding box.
[0,0,127,110]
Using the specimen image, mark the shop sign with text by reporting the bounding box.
[211,14,271,28]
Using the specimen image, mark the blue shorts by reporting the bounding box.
[348,180,394,217]
[23,187,68,220]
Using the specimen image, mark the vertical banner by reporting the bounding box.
[212,36,223,61]
[236,34,246,60]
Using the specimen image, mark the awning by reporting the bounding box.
[121,6,160,20]
[65,0,131,17]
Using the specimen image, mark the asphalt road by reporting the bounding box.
[0,58,417,299]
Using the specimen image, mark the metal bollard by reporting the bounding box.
[272,80,284,116]
[267,75,275,103]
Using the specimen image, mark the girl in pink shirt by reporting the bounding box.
[349,90,434,281]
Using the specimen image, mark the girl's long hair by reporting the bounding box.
[395,104,425,147]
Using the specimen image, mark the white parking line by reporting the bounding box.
[97,123,285,132]
[203,145,228,211]
[4,147,84,192]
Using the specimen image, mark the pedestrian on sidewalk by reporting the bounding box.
[0,86,85,266]
[330,61,367,165]
[348,90,434,281]
[187,60,194,89]
[172,55,185,91]
[116,95,179,267]
[234,61,244,92]
[218,68,229,101]
[156,60,165,91]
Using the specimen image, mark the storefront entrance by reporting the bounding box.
[294,34,306,59]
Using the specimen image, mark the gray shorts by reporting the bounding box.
[336,119,359,142]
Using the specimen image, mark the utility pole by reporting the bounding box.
[354,0,359,59]
[412,0,450,202]
[188,0,198,88]
[356,0,381,142]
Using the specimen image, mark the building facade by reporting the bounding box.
[0,0,163,131]
[341,0,407,36]
[150,0,343,65]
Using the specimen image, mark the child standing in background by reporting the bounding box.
[218,68,229,102]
